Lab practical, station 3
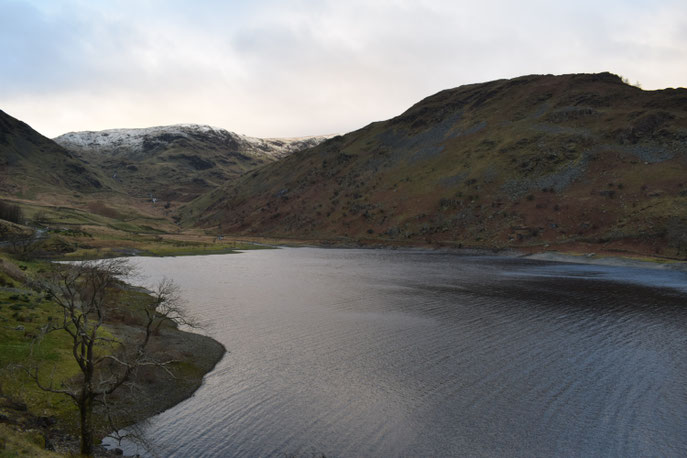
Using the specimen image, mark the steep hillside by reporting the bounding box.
[0,110,109,200]
[188,73,687,258]
[55,125,330,203]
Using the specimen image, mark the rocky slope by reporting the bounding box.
[187,73,687,258]
[55,125,331,202]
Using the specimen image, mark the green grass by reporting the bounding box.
[53,235,274,260]
[0,283,81,430]
[0,255,144,455]
[140,239,273,256]
[0,424,64,457]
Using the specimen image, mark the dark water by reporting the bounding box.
[108,248,687,457]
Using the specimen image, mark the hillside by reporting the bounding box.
[0,109,109,201]
[187,72,687,258]
[55,125,330,203]
[0,111,190,237]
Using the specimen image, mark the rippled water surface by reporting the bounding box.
[111,248,687,457]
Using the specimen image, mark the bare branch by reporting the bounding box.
[22,365,78,401]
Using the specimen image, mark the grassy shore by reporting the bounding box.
[0,252,225,456]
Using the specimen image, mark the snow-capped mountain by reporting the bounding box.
[52,124,334,202]
[54,124,331,159]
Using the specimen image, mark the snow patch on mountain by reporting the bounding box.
[54,124,333,159]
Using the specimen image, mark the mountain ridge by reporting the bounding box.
[53,124,333,203]
[54,124,333,159]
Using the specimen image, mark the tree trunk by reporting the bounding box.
[79,395,94,456]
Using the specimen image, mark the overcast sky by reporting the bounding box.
[2,0,686,138]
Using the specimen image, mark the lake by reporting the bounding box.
[107,248,687,457]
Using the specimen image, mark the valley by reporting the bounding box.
[2,72,686,261]
[1,71,686,456]
[4,0,687,455]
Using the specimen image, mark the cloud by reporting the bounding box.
[1,0,686,137]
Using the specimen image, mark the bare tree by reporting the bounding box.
[26,259,194,456]
[6,231,40,260]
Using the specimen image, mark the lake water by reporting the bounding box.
[109,248,687,457]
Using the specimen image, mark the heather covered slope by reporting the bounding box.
[55,125,330,203]
[188,73,687,258]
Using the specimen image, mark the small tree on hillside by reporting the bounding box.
[27,259,194,456]
[6,231,40,260]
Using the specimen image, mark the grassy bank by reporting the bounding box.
[0,253,225,456]
[0,198,276,261]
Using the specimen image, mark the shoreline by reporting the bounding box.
[0,250,226,457]
[263,240,687,272]
[199,233,687,272]
[98,328,226,456]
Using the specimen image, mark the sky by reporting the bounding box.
[2,0,686,138]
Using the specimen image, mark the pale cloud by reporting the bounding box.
[1,0,685,138]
